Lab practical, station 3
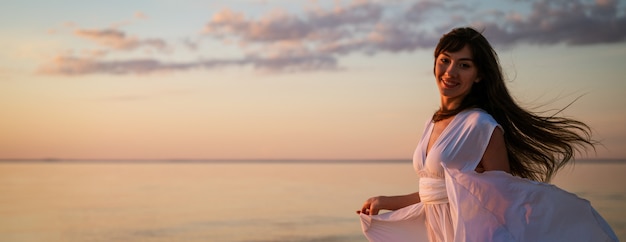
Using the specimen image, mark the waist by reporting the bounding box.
[419,177,448,204]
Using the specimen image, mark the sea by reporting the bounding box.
[0,160,624,242]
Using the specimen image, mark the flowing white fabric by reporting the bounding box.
[359,109,618,242]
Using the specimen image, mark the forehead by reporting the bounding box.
[439,45,473,60]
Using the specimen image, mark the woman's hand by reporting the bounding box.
[357,196,389,215]
[357,192,421,215]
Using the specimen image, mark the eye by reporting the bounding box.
[439,57,450,64]
[459,63,472,69]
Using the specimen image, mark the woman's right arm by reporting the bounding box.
[357,192,421,215]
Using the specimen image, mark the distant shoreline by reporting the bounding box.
[0,159,410,164]
[0,158,623,164]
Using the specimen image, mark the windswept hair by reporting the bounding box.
[432,27,596,182]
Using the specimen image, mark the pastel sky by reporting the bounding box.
[1,0,625,160]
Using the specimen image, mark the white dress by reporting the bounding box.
[359,109,618,242]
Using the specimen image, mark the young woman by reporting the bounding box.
[357,27,618,242]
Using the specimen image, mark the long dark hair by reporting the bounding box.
[433,27,596,182]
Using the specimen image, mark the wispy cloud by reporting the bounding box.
[73,28,168,52]
[204,1,384,43]
[37,53,337,75]
[202,1,437,57]
[134,12,148,20]
[478,0,626,46]
[38,0,626,76]
[38,56,239,75]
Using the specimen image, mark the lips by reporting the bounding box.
[441,78,458,88]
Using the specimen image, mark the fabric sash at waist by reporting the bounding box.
[419,177,448,204]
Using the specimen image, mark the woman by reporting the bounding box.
[357,27,618,242]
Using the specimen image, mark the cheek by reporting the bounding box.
[462,70,479,83]
[434,64,444,76]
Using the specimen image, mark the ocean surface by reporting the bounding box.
[0,160,624,241]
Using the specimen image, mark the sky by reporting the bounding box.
[1,0,625,160]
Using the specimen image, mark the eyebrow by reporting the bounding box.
[440,52,474,62]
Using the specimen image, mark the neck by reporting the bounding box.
[433,96,471,122]
[440,97,463,112]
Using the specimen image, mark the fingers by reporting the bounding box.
[360,203,370,215]
[357,197,381,215]
[369,203,379,215]
[358,200,371,215]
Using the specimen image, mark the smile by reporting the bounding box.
[441,78,459,88]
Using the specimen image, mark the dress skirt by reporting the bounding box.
[359,168,618,242]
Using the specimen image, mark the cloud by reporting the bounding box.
[204,1,383,43]
[39,0,626,76]
[182,37,200,51]
[134,12,148,20]
[247,52,338,73]
[201,0,626,71]
[37,53,337,75]
[38,55,239,75]
[478,0,626,46]
[201,0,478,56]
[200,1,437,69]
[74,28,168,52]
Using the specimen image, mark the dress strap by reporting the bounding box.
[419,177,448,204]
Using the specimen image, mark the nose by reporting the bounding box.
[445,64,458,77]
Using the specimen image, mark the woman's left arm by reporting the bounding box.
[478,127,511,172]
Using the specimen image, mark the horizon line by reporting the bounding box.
[0,158,410,163]
[0,158,624,164]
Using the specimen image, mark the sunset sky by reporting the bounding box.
[1,0,625,160]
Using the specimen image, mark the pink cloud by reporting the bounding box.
[134,12,148,20]
[37,53,337,76]
[38,0,626,76]
[74,28,167,51]
[204,1,383,43]
[479,0,626,46]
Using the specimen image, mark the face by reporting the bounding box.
[434,45,479,109]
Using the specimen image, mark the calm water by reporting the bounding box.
[0,161,624,241]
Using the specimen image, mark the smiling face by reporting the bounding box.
[434,44,480,111]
